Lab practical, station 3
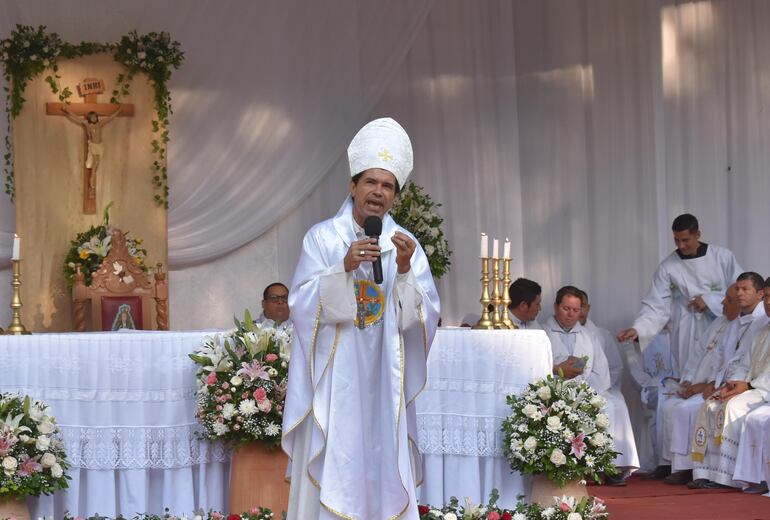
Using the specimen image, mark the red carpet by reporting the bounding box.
[590,476,770,520]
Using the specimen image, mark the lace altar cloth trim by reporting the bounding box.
[59,424,229,469]
[417,413,505,457]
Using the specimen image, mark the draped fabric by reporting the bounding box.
[0,1,770,331]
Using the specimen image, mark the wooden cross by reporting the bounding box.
[46,78,134,214]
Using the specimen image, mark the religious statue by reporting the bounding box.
[61,104,121,196]
[111,303,136,331]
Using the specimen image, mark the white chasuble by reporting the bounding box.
[282,197,440,520]
[632,245,741,375]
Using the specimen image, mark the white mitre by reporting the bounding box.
[347,117,413,188]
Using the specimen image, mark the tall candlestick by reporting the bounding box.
[11,234,19,261]
[480,233,488,258]
[492,238,499,260]
[504,238,510,260]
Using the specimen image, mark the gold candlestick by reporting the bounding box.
[473,257,494,329]
[501,258,513,329]
[6,259,30,335]
[490,257,504,328]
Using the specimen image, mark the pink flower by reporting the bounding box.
[570,433,587,459]
[222,382,230,390]
[265,353,278,362]
[17,454,42,477]
[205,372,217,385]
[0,434,18,456]
[487,512,500,520]
[250,507,259,514]
[211,513,223,520]
[253,388,268,402]
[257,399,272,413]
[559,501,571,512]
[237,360,269,381]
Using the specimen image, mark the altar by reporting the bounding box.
[416,328,553,508]
[0,327,551,517]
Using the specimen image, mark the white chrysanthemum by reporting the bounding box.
[513,514,527,520]
[542,507,555,519]
[585,455,595,467]
[212,422,229,436]
[590,432,607,447]
[567,513,582,520]
[238,399,258,416]
[222,403,237,420]
[265,423,281,436]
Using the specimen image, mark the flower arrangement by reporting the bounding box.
[417,490,609,520]
[0,393,70,498]
[389,181,452,278]
[63,204,148,288]
[0,25,184,205]
[501,375,618,486]
[189,311,292,447]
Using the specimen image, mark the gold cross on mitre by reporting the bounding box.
[378,148,393,162]
[46,78,134,214]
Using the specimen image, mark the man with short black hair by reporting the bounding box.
[618,213,742,379]
[507,277,543,329]
[256,282,291,329]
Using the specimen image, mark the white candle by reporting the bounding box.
[504,238,511,259]
[492,238,499,260]
[480,233,488,258]
[11,234,19,261]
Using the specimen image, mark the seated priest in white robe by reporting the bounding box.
[507,277,544,329]
[618,213,742,384]
[733,403,770,494]
[578,289,640,479]
[688,273,770,489]
[545,286,639,485]
[654,284,738,484]
[282,118,441,520]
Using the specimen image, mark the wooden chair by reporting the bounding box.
[72,228,168,331]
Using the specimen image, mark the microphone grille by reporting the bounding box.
[363,216,382,236]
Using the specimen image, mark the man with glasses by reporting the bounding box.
[256,282,292,330]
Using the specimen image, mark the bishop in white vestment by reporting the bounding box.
[282,118,440,519]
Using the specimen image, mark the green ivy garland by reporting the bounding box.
[0,25,183,207]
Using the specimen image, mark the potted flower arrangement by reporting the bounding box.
[389,181,452,278]
[501,375,618,505]
[189,310,292,515]
[63,203,148,288]
[0,393,70,520]
[417,489,609,519]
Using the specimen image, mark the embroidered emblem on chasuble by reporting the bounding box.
[354,280,385,328]
[694,426,707,448]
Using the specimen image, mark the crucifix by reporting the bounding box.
[46,78,134,214]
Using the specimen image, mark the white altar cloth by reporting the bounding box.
[0,331,230,518]
[416,328,553,508]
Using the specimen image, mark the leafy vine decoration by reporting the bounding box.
[0,25,183,207]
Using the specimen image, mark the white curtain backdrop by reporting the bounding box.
[1,0,770,333]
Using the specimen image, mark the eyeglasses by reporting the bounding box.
[266,295,288,303]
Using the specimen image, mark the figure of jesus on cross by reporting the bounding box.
[46,77,134,214]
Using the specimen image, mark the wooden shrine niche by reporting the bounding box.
[72,228,168,331]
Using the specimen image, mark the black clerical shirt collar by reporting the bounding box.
[676,242,708,260]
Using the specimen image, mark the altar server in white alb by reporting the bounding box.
[618,214,742,375]
[545,286,639,484]
[282,118,441,519]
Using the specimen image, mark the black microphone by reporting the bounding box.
[363,216,383,284]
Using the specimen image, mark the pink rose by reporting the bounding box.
[205,372,217,385]
[265,353,278,362]
[250,507,259,514]
[488,513,500,520]
[253,388,267,402]
[257,399,272,413]
[222,382,229,390]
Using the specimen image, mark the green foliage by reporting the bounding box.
[389,181,452,278]
[0,26,184,207]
